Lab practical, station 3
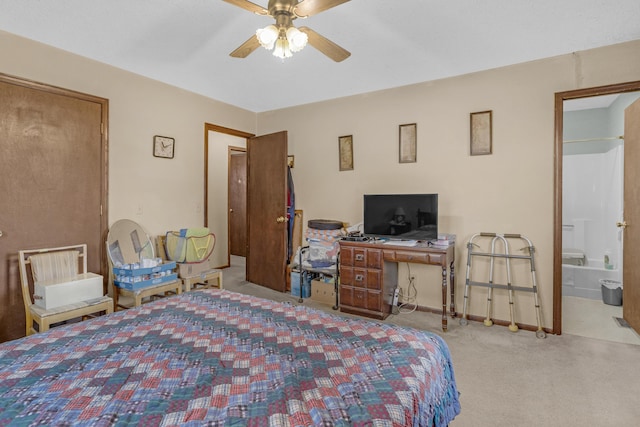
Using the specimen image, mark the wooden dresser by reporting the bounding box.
[339,242,398,320]
[339,240,455,330]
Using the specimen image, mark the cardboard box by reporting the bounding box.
[113,261,176,277]
[177,257,216,278]
[34,272,104,310]
[311,279,336,306]
[114,272,179,291]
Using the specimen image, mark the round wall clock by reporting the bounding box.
[153,135,175,159]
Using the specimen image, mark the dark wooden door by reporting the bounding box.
[229,151,247,257]
[0,75,107,343]
[246,131,288,292]
[623,97,640,333]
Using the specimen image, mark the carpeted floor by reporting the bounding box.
[222,257,640,426]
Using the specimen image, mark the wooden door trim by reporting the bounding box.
[0,72,110,276]
[203,123,254,267]
[228,146,247,259]
[553,80,640,335]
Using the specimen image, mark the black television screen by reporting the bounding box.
[363,194,438,241]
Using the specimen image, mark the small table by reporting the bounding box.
[114,279,182,310]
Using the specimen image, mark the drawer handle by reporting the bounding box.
[355,254,364,261]
[355,274,364,282]
[355,294,363,299]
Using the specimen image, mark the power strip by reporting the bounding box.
[391,287,400,307]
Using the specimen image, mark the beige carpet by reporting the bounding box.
[223,257,640,426]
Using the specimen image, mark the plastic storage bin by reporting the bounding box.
[600,279,622,306]
[290,271,311,298]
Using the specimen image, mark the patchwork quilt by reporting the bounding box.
[0,289,460,426]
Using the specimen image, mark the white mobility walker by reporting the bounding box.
[459,233,546,339]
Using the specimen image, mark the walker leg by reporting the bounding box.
[460,239,476,326]
[503,236,518,332]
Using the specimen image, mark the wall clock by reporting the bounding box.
[153,135,175,159]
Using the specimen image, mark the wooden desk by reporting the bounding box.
[339,240,455,331]
[114,279,182,310]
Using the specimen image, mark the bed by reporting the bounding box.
[0,289,460,426]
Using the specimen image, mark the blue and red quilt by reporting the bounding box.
[0,289,460,426]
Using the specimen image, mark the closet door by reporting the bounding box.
[0,75,108,342]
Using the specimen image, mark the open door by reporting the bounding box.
[246,131,288,292]
[623,97,640,333]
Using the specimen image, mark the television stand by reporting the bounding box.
[338,240,455,331]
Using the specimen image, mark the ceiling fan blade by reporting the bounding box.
[294,0,350,18]
[230,35,261,58]
[299,27,350,62]
[222,0,268,15]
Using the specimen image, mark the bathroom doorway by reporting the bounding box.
[554,81,640,344]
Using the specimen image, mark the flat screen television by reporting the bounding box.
[363,194,438,241]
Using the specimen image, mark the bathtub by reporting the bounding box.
[562,259,621,300]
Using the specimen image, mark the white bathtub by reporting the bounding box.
[562,259,621,300]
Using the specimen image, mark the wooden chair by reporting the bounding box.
[18,244,114,336]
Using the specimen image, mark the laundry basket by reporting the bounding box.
[600,279,622,306]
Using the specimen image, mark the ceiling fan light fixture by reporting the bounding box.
[286,27,308,52]
[256,24,278,49]
[272,38,292,59]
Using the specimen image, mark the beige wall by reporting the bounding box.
[257,40,640,328]
[0,30,256,247]
[3,27,640,329]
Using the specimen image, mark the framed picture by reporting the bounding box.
[338,135,354,171]
[470,110,492,155]
[399,123,417,163]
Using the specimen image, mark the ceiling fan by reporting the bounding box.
[223,0,351,62]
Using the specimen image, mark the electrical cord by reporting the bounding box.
[398,263,418,314]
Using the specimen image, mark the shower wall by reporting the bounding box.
[563,100,625,277]
[563,146,622,269]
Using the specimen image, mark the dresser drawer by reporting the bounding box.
[383,250,445,265]
[339,242,383,267]
[384,250,429,264]
[351,248,382,268]
[340,286,380,310]
[340,266,381,290]
[356,288,381,311]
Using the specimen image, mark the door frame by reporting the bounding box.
[203,123,254,267]
[553,80,640,335]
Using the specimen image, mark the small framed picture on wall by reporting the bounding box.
[338,135,354,171]
[399,123,417,163]
[470,110,492,155]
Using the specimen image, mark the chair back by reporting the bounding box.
[18,244,88,308]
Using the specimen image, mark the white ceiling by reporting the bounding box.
[1,0,639,113]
